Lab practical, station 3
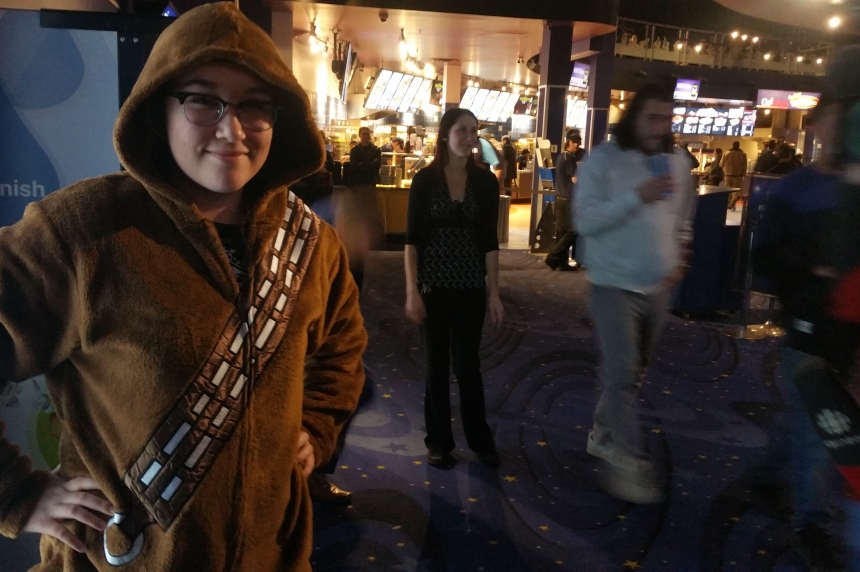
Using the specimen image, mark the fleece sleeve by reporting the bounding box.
[301,239,367,466]
[0,419,50,538]
[0,202,81,538]
[573,151,644,237]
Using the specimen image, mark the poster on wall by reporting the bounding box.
[0,9,119,473]
[0,10,119,228]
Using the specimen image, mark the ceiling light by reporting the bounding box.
[829,16,842,28]
[694,44,702,53]
[797,55,804,62]
[764,109,771,115]
[676,42,683,49]
[399,29,408,59]
[731,31,739,39]
[619,103,626,109]
[817,57,824,64]
[741,34,748,41]
[763,53,772,60]
[752,36,759,43]
[467,79,474,87]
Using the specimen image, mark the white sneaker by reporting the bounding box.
[587,431,666,504]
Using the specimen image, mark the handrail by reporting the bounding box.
[615,16,832,76]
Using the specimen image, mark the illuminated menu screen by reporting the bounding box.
[364,69,434,111]
[566,99,587,129]
[673,79,700,101]
[672,105,756,137]
[570,62,590,89]
[459,87,519,122]
[511,95,538,116]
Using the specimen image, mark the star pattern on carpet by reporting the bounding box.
[536,441,548,447]
[623,561,641,569]
[468,497,478,503]
[538,525,550,531]
[504,476,517,482]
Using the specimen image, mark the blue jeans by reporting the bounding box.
[775,347,840,528]
[589,284,671,459]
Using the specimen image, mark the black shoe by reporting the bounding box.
[308,472,352,506]
[477,449,501,468]
[796,523,846,572]
[544,259,558,271]
[557,263,579,272]
[427,450,457,470]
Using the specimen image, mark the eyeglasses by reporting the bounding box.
[168,92,279,132]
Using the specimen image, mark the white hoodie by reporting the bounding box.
[573,140,695,292]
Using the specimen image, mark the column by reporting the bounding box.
[442,62,462,112]
[586,32,615,149]
[536,21,574,166]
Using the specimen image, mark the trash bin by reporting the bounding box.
[497,194,512,244]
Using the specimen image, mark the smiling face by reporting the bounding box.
[446,114,478,160]
[165,62,274,196]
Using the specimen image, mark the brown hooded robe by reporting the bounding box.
[0,4,366,571]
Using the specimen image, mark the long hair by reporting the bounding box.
[612,82,674,153]
[432,108,481,174]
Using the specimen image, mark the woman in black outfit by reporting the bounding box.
[404,108,505,469]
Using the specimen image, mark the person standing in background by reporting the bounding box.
[707,148,725,186]
[574,83,695,504]
[403,108,504,471]
[755,140,778,173]
[545,130,586,271]
[348,126,381,185]
[721,140,748,188]
[502,135,518,193]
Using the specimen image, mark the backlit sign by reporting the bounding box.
[756,89,820,110]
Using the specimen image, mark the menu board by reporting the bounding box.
[672,105,756,137]
[364,69,392,110]
[459,88,520,122]
[570,62,590,89]
[364,69,435,111]
[409,78,434,112]
[512,95,538,116]
[566,99,588,129]
[673,79,700,101]
[756,89,820,110]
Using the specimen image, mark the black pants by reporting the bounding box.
[545,196,578,267]
[421,288,495,454]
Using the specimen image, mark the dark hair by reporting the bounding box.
[766,140,776,150]
[432,108,480,173]
[731,141,740,149]
[566,129,582,144]
[391,137,404,148]
[502,135,511,144]
[611,82,674,152]
[714,147,723,155]
[776,143,793,160]
[358,126,371,136]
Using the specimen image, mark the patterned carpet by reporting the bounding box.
[310,249,817,572]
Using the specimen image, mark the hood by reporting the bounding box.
[113,2,324,207]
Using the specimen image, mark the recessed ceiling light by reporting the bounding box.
[829,16,842,28]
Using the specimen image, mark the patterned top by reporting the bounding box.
[406,166,500,290]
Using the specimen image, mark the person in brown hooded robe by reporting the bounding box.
[0,3,366,571]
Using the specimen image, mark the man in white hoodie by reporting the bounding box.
[574,83,695,504]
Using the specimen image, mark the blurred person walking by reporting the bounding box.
[721,140,748,188]
[574,83,695,504]
[545,130,586,271]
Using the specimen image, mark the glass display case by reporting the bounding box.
[379,153,433,187]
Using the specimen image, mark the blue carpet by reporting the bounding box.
[311,250,815,572]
